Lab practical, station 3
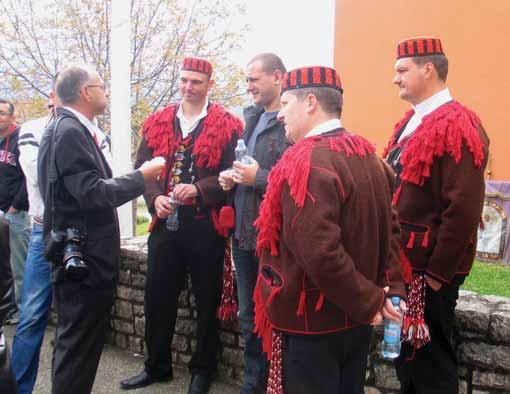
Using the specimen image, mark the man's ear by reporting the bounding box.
[273,70,283,85]
[208,78,215,91]
[306,93,318,114]
[422,62,436,80]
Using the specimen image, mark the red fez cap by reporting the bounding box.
[397,37,445,59]
[282,66,343,94]
[182,57,213,77]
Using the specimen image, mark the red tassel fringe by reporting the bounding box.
[217,240,238,322]
[402,272,430,351]
[399,247,413,284]
[267,331,284,394]
[386,101,485,188]
[406,232,416,249]
[253,275,274,359]
[142,103,242,170]
[255,133,375,257]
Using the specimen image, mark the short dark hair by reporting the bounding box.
[0,99,14,115]
[56,65,93,105]
[412,55,449,82]
[292,87,343,117]
[248,53,286,74]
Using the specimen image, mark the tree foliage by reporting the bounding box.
[0,0,248,134]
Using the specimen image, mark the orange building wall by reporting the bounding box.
[334,0,510,180]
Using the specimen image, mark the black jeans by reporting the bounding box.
[144,212,224,378]
[283,325,372,394]
[396,283,460,394]
[52,281,114,394]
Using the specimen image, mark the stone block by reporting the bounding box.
[455,297,492,336]
[129,336,143,353]
[459,379,468,394]
[177,308,191,318]
[134,317,145,336]
[131,274,146,289]
[472,370,510,391]
[364,387,382,394]
[171,335,189,353]
[115,333,128,348]
[489,310,510,344]
[373,363,400,391]
[115,300,133,320]
[220,331,238,346]
[118,269,131,285]
[113,319,135,335]
[178,291,189,307]
[221,347,244,367]
[175,319,197,336]
[458,342,510,372]
[133,305,144,317]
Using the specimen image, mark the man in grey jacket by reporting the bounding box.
[219,53,288,394]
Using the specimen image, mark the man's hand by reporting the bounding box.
[7,207,17,214]
[233,159,259,186]
[154,195,173,219]
[173,184,198,201]
[218,169,235,191]
[371,287,406,326]
[425,274,442,291]
[139,157,165,181]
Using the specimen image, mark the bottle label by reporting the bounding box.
[383,323,401,345]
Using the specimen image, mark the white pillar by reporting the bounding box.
[111,0,133,237]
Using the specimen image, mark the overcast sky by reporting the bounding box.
[232,0,336,70]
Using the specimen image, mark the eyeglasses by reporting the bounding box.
[86,84,107,91]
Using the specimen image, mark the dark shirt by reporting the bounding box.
[234,111,277,239]
[0,127,29,212]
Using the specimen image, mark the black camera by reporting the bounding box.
[44,228,89,281]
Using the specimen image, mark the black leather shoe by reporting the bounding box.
[187,374,212,394]
[120,370,172,390]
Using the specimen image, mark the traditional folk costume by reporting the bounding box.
[253,66,406,394]
[384,37,489,393]
[134,57,243,380]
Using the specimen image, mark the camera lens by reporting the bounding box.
[63,243,89,281]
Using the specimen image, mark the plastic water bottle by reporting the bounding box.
[381,296,402,359]
[234,139,253,164]
[165,194,179,232]
[235,139,248,162]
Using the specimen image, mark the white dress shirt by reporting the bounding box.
[398,88,453,142]
[305,118,343,139]
[176,99,209,139]
[63,106,112,166]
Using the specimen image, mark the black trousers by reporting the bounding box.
[144,211,224,378]
[396,283,460,394]
[52,280,114,394]
[283,325,372,394]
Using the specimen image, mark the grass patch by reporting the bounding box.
[136,221,149,236]
[461,261,510,297]
[135,215,149,236]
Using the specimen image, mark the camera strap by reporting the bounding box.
[46,115,70,233]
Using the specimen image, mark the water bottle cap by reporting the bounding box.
[236,139,246,149]
[391,296,400,305]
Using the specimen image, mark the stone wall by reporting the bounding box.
[112,238,510,393]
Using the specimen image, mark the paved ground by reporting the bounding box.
[4,325,240,394]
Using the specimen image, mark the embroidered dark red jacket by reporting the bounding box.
[253,129,406,347]
[384,101,490,285]
[134,102,243,234]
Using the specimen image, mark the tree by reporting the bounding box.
[0,0,249,135]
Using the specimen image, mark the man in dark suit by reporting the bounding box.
[38,65,164,394]
[0,211,18,393]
